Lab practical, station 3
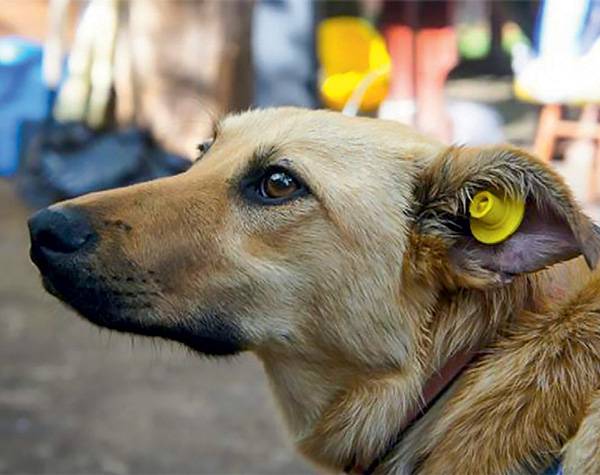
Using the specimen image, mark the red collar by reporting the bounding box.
[346,349,479,474]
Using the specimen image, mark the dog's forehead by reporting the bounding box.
[191,108,444,188]
[218,109,344,155]
[218,108,441,158]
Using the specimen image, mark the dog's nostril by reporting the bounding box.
[28,206,96,254]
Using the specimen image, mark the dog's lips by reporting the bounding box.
[117,315,248,356]
[37,261,247,357]
[76,300,248,357]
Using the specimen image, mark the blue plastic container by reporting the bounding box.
[0,37,47,176]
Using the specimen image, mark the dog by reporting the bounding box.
[29,108,600,474]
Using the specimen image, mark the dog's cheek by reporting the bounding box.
[150,266,290,351]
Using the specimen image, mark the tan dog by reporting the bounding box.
[29,108,600,474]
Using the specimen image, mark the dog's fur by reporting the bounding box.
[31,108,600,474]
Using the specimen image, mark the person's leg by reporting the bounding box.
[380,1,417,125]
[414,1,457,142]
[381,1,416,103]
[380,1,457,141]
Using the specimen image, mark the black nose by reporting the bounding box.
[28,206,96,254]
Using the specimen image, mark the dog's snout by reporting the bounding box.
[28,206,96,255]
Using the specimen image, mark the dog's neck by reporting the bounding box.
[258,279,535,473]
[348,348,480,474]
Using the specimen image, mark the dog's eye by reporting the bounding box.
[250,167,307,204]
[260,170,300,199]
[242,165,308,205]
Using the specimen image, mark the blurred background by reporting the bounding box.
[2,0,600,473]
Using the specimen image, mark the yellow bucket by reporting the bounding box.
[317,17,391,112]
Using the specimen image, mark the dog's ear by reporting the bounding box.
[412,146,600,287]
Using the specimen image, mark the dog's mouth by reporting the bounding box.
[39,264,246,356]
[32,246,246,357]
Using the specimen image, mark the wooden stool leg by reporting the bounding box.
[533,104,561,162]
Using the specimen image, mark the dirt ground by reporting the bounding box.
[0,180,312,474]
[2,78,599,475]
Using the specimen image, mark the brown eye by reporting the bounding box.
[249,167,308,204]
[261,171,299,199]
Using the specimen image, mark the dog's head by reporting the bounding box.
[29,108,600,367]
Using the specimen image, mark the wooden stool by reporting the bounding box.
[533,104,600,201]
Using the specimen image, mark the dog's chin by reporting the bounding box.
[40,274,246,357]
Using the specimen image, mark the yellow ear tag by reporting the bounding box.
[469,191,525,244]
